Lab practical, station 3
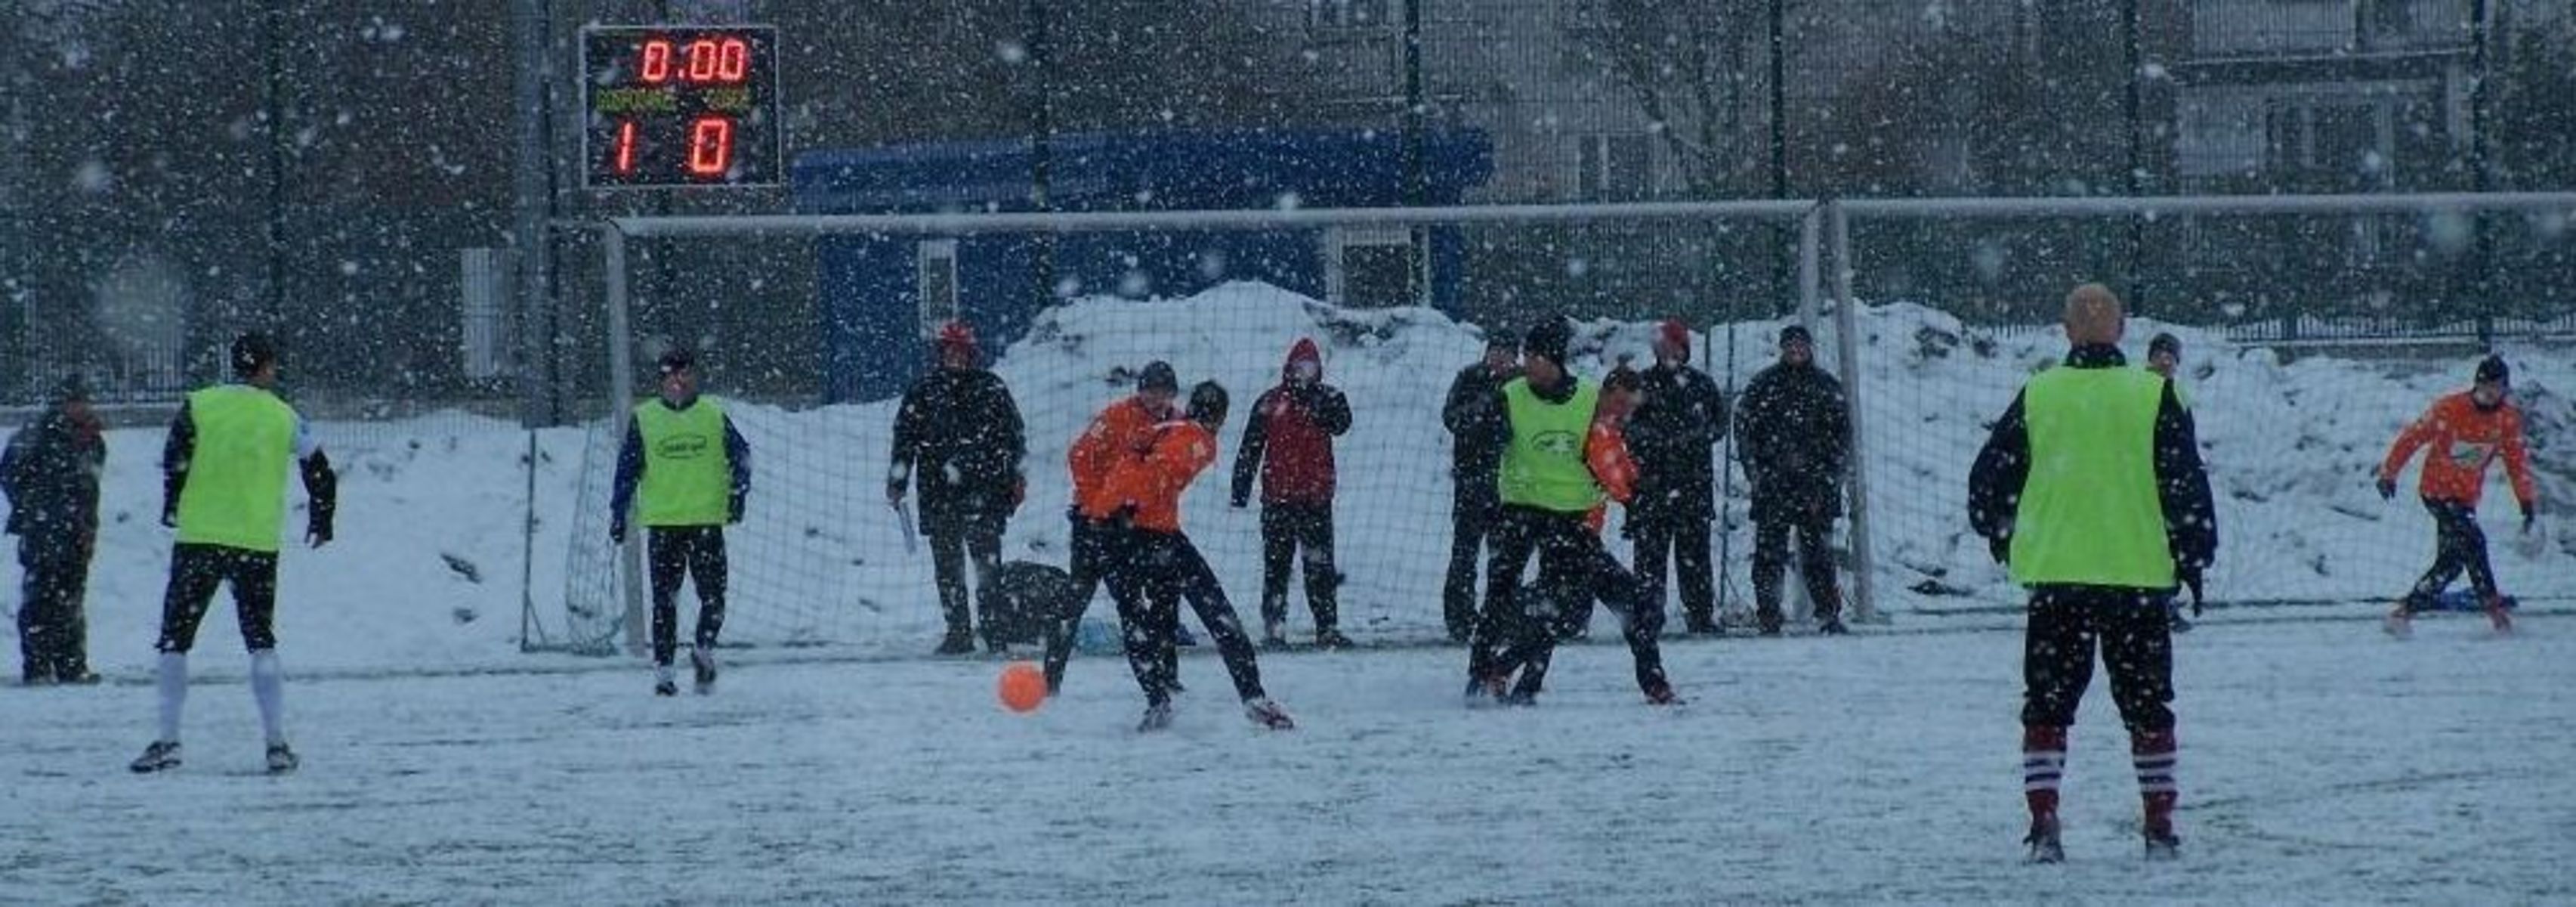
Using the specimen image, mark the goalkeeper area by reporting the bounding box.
[539,194,2576,655]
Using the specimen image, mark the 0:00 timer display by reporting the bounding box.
[581,26,781,188]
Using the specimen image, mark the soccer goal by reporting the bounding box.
[539,200,1874,655]
[536,190,2576,656]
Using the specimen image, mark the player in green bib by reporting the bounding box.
[610,348,752,697]
[1458,317,1677,707]
[1969,285,2216,864]
[130,333,339,776]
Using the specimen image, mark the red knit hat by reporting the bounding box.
[1657,319,1690,361]
[936,320,978,355]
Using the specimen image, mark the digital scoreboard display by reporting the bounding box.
[580,26,783,188]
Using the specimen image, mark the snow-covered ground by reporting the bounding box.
[2,616,2568,904]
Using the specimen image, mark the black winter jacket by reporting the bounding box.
[1734,361,1849,525]
[2,407,105,545]
[1626,363,1728,522]
[890,367,1027,528]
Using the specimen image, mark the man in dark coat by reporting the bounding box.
[1734,324,1852,635]
[889,321,1029,655]
[1623,319,1728,634]
[1231,338,1354,649]
[1440,329,1518,642]
[4,375,107,685]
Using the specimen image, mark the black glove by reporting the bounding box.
[728,493,746,525]
[2377,475,2397,501]
[1230,495,1249,509]
[1988,535,2011,565]
[2524,501,2539,532]
[161,501,178,529]
[306,500,335,549]
[2178,565,2205,618]
[609,517,629,546]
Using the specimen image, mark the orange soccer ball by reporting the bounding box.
[998,661,1048,714]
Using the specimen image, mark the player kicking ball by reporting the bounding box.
[1101,381,1293,732]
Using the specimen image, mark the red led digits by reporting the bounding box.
[612,120,639,174]
[686,116,734,176]
[718,37,749,83]
[638,39,672,83]
[684,39,720,82]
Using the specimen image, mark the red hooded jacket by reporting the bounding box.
[1230,339,1353,507]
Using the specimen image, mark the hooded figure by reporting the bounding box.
[1231,338,1355,649]
[4,373,107,684]
[890,320,1030,655]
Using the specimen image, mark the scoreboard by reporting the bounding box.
[580,26,783,188]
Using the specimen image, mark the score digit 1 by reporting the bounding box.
[611,120,640,175]
[687,116,734,176]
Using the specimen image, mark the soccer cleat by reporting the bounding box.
[1817,620,1849,636]
[2485,597,2515,636]
[690,649,719,695]
[265,742,299,775]
[129,740,183,774]
[1137,702,1175,732]
[1243,697,1295,730]
[2143,831,2181,862]
[2024,817,2064,865]
[2383,604,2414,639]
[1644,683,1685,707]
[934,633,978,656]
[1314,628,1354,650]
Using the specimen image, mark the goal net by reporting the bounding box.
[539,192,2576,656]
[545,200,1839,655]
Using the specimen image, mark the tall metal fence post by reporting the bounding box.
[604,225,646,658]
[1827,201,1881,624]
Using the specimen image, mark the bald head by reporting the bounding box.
[2062,283,2126,346]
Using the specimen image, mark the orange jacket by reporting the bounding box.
[1101,420,1220,532]
[1070,397,1165,519]
[2380,392,2537,509]
[1583,420,1638,534]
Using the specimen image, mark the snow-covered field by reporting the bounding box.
[2,614,2568,904]
[2,285,2572,903]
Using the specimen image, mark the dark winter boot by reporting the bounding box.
[1314,627,1354,650]
[265,741,300,775]
[934,630,978,656]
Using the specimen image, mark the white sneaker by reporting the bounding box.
[2383,605,2413,639]
[690,649,718,695]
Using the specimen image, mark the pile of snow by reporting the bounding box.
[6,283,2568,674]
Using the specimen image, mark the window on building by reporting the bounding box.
[1574,134,1651,202]
[916,240,958,338]
[1326,226,1421,308]
[1311,0,1388,29]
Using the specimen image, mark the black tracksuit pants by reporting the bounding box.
[17,537,93,681]
[1259,502,1339,633]
[1752,515,1842,626]
[1119,529,1268,707]
[156,543,280,655]
[1443,487,1500,640]
[925,515,1005,646]
[647,526,727,667]
[1630,514,1714,627]
[1042,512,1146,692]
[2400,497,2500,612]
[1468,506,1668,698]
[2021,584,2175,732]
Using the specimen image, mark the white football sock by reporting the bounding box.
[156,652,188,743]
[249,649,287,746]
